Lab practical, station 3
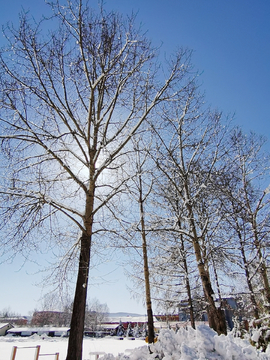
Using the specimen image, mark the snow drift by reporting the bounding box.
[102,325,270,360]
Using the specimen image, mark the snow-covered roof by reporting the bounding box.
[0,323,13,329]
[107,316,154,323]
[7,327,69,334]
[99,323,119,329]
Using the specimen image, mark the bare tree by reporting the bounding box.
[149,77,229,334]
[85,298,109,331]
[0,308,20,318]
[148,176,198,328]
[127,139,156,344]
[217,129,270,318]
[104,136,157,343]
[0,1,185,359]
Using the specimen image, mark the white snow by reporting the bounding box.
[0,334,142,360]
[1,325,270,360]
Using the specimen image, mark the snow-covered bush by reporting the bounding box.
[101,325,269,360]
[230,316,249,339]
[250,316,270,352]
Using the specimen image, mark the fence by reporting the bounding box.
[11,345,59,360]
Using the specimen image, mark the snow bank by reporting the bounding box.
[102,325,270,360]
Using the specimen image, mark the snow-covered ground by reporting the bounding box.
[0,334,143,360]
[1,325,270,360]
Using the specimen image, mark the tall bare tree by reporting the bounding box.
[0,1,185,359]
[144,167,198,328]
[149,77,229,334]
[85,298,109,331]
[217,129,270,318]
[128,139,155,344]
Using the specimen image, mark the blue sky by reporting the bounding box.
[0,0,269,316]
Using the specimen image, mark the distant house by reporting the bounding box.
[31,311,71,327]
[104,315,159,336]
[7,326,70,337]
[107,316,149,329]
[0,317,28,326]
[155,315,179,322]
[0,323,14,336]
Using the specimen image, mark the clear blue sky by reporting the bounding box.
[0,0,269,316]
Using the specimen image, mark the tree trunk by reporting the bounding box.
[66,188,94,360]
[184,194,227,335]
[179,233,195,329]
[144,258,155,344]
[141,222,155,344]
[252,218,270,309]
[66,233,91,360]
[212,257,222,304]
[139,174,155,344]
[147,307,155,343]
[238,231,259,319]
[185,265,196,329]
[198,259,227,335]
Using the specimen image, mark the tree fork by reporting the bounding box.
[185,194,227,335]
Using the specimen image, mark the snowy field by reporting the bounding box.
[0,335,144,360]
[1,325,270,360]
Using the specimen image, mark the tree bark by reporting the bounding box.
[184,261,196,329]
[179,231,195,329]
[238,230,259,319]
[185,193,227,335]
[66,188,94,360]
[252,217,270,309]
[138,173,155,344]
[66,233,91,360]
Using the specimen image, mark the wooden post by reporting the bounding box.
[35,345,41,360]
[10,346,17,360]
[55,353,59,360]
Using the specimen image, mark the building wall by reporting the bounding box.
[31,311,71,326]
